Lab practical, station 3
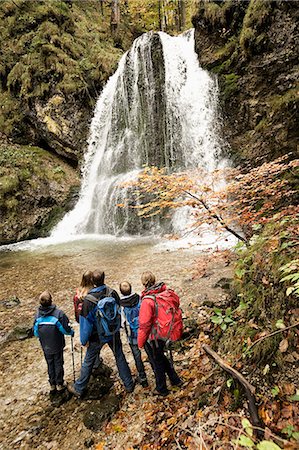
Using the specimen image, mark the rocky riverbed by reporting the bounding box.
[0,238,233,449]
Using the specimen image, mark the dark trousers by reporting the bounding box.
[144,339,181,394]
[129,342,147,381]
[44,351,64,386]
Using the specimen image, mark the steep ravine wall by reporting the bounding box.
[0,1,129,244]
[193,0,299,165]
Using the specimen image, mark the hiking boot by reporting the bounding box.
[153,388,169,397]
[56,384,66,393]
[171,378,183,388]
[66,383,81,398]
[125,380,136,393]
[49,384,56,393]
[137,377,149,388]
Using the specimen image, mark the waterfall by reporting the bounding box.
[52,30,223,239]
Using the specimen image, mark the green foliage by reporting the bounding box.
[230,214,299,363]
[279,259,299,297]
[281,424,299,440]
[233,419,285,449]
[211,307,235,332]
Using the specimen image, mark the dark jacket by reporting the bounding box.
[119,293,140,308]
[79,284,120,346]
[120,293,140,344]
[34,304,74,354]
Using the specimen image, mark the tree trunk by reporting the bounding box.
[202,344,264,438]
[99,0,104,15]
[178,0,186,31]
[158,0,162,31]
[111,0,120,32]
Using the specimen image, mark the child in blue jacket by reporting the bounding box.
[34,291,74,393]
[119,281,148,387]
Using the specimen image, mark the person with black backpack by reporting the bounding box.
[138,271,183,397]
[119,281,148,388]
[67,270,134,397]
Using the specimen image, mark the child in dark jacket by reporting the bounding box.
[34,291,74,393]
[119,281,148,387]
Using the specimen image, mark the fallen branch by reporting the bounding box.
[246,321,299,352]
[202,344,264,438]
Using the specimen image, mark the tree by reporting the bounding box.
[111,0,120,32]
[119,155,299,242]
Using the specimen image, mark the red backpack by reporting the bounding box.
[73,292,83,323]
[145,289,183,342]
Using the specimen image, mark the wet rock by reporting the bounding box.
[4,324,34,344]
[213,278,233,290]
[83,393,121,431]
[193,1,298,164]
[0,296,20,311]
[81,362,114,400]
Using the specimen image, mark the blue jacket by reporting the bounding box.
[79,285,120,346]
[34,304,74,354]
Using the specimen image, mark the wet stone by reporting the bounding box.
[4,324,34,344]
[83,393,121,431]
[213,277,233,290]
[0,296,20,310]
[84,363,114,400]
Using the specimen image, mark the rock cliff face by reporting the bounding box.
[0,1,126,244]
[192,0,298,165]
[0,137,80,245]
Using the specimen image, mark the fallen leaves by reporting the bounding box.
[279,338,289,353]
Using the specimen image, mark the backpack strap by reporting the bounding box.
[143,294,160,344]
[84,293,98,305]
[143,294,158,317]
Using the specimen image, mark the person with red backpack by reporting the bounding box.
[138,271,183,396]
[73,271,94,323]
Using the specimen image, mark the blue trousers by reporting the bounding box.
[74,334,133,394]
[44,351,64,386]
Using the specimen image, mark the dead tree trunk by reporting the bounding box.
[202,344,264,438]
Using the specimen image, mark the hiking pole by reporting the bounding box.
[166,340,174,368]
[80,346,83,368]
[71,336,76,384]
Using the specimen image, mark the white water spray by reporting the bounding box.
[52,30,225,241]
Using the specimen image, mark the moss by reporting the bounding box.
[239,0,272,55]
[0,0,123,139]
[269,87,299,111]
[0,174,19,195]
[222,73,240,99]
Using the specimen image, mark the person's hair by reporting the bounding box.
[80,270,94,288]
[93,270,105,287]
[119,281,132,296]
[141,271,156,289]
[39,290,52,307]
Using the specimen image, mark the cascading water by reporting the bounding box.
[52,29,224,240]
